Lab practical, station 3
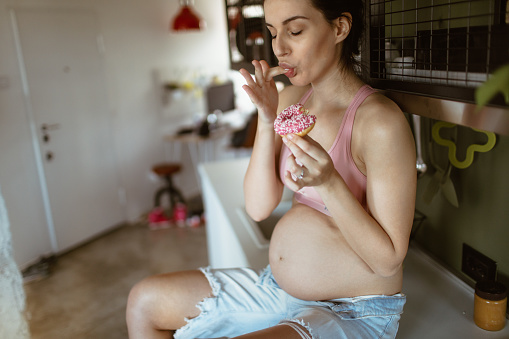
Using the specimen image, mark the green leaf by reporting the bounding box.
[475,64,509,110]
[423,170,442,204]
[441,177,459,208]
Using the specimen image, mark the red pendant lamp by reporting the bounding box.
[172,0,205,32]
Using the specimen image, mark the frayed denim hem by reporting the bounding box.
[174,267,220,339]
[198,267,221,297]
[279,318,316,339]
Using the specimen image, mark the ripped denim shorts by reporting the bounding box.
[174,265,406,339]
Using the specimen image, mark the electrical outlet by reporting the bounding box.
[462,243,497,282]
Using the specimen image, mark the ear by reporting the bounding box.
[332,13,352,44]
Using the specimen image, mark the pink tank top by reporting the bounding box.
[279,85,376,216]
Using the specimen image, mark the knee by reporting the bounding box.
[126,270,211,332]
[126,276,157,324]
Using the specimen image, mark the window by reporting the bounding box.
[364,0,509,106]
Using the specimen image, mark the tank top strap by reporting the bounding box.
[298,87,314,105]
[342,84,377,155]
[344,85,376,124]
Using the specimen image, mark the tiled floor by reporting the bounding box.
[23,223,208,339]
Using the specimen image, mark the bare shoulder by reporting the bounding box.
[277,84,311,112]
[353,91,416,171]
[356,92,413,143]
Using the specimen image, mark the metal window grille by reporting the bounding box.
[366,0,509,104]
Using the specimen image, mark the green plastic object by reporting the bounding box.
[432,122,497,169]
[475,64,509,109]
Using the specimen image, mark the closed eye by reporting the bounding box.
[270,31,302,40]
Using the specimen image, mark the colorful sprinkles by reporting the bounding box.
[274,103,316,136]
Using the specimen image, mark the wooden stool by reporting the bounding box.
[152,163,185,210]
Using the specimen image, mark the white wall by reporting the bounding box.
[0,0,231,267]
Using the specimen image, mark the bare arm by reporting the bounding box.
[240,60,287,221]
[282,100,417,276]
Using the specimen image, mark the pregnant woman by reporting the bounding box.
[126,0,417,338]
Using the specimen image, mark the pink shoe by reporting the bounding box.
[173,203,188,227]
[148,207,171,229]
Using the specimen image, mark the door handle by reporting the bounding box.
[41,123,61,131]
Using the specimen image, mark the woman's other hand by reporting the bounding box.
[240,60,286,124]
[282,134,336,191]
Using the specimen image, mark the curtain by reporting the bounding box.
[0,186,30,338]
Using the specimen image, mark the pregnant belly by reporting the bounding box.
[269,203,402,301]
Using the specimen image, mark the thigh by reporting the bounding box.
[286,295,405,339]
[174,266,292,339]
[233,323,307,339]
[288,309,401,339]
[128,269,212,330]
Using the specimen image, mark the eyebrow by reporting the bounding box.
[265,15,309,28]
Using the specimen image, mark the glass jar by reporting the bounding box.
[474,281,507,331]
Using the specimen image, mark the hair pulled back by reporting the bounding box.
[309,0,364,70]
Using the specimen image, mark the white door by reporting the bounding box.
[13,8,125,252]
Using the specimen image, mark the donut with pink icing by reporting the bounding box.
[274,103,316,137]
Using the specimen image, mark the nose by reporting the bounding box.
[272,36,289,58]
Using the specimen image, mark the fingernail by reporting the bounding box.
[287,134,294,140]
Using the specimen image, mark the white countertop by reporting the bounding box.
[199,158,508,338]
[399,244,509,338]
[199,157,271,270]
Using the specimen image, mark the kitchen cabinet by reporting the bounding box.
[199,158,272,270]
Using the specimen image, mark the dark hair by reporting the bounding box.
[309,0,365,70]
[263,0,365,71]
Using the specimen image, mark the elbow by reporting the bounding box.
[371,253,406,278]
[243,185,283,222]
[371,240,410,277]
[245,193,281,221]
[245,204,272,222]
[375,262,403,278]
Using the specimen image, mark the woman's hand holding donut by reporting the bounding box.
[240,60,286,125]
[282,134,336,192]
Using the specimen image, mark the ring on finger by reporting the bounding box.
[297,168,304,180]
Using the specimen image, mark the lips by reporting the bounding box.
[284,68,296,78]
[279,63,296,78]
